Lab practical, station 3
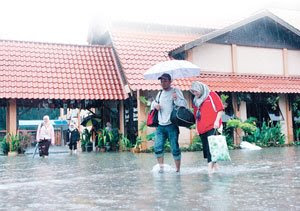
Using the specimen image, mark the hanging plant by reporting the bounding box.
[236,93,252,109]
[266,95,279,111]
[139,96,152,113]
[220,94,229,108]
[237,93,252,103]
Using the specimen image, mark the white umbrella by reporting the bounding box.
[144,60,200,80]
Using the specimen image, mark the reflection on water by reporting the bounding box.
[0,147,299,210]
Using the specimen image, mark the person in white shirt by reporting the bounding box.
[36,115,55,157]
[151,73,187,173]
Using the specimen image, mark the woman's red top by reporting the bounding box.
[193,91,224,134]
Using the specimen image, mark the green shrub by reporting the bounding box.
[119,134,132,150]
[226,119,241,129]
[244,122,285,147]
[0,136,9,155]
[240,122,257,134]
[187,134,202,151]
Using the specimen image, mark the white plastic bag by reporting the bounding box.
[208,135,231,162]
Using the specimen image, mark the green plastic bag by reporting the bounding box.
[208,135,231,162]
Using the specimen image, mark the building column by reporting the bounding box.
[279,94,294,144]
[285,95,294,144]
[6,99,17,135]
[231,93,245,145]
[231,44,238,74]
[59,108,64,119]
[137,90,147,150]
[77,109,81,131]
[119,101,125,135]
[282,48,288,76]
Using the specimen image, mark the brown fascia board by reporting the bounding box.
[169,10,300,57]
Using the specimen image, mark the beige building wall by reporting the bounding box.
[278,94,288,143]
[191,43,232,73]
[237,46,283,75]
[287,50,300,76]
[191,44,299,76]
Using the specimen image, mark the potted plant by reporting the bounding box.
[86,141,93,152]
[7,133,20,156]
[97,128,116,152]
[97,129,106,152]
[0,136,10,155]
[81,128,92,152]
[109,128,119,151]
[131,136,142,153]
[119,134,132,151]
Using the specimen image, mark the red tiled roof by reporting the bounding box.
[110,23,211,91]
[0,40,127,100]
[139,72,300,93]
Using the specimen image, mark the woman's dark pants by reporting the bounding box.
[39,139,51,156]
[200,129,215,163]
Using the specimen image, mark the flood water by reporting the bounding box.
[0,147,299,210]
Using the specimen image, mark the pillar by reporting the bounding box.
[232,93,243,145]
[282,48,288,76]
[231,44,238,74]
[119,101,125,135]
[6,99,17,135]
[137,90,147,150]
[279,94,294,144]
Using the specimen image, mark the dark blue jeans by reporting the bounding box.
[154,124,181,160]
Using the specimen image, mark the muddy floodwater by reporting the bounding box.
[0,147,299,210]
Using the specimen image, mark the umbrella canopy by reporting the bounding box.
[81,115,101,127]
[143,60,200,80]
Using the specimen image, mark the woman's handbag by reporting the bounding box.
[146,91,162,127]
[171,106,195,128]
[208,133,231,162]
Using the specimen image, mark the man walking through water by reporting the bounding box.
[151,73,187,173]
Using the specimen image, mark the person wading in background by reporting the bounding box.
[66,121,80,154]
[36,115,55,158]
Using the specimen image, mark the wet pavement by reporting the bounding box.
[0,147,299,210]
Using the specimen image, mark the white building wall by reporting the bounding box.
[191,43,232,73]
[236,46,283,75]
[287,50,300,76]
